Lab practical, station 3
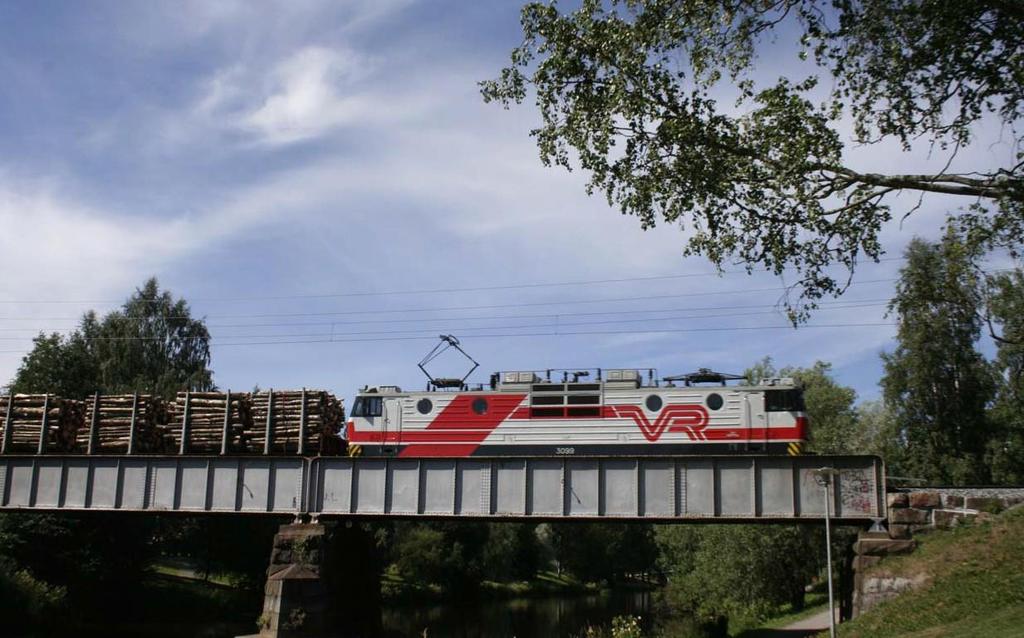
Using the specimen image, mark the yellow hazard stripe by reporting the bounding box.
[347,444,363,457]
[787,442,802,456]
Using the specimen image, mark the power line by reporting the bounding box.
[0,298,892,333]
[208,323,898,347]
[0,258,913,305]
[0,302,890,342]
[0,278,900,322]
[0,321,898,355]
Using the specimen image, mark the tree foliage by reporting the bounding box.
[850,400,904,467]
[482,0,1024,316]
[655,524,821,626]
[746,358,858,454]
[547,523,658,583]
[881,237,998,484]
[386,521,545,592]
[986,269,1024,483]
[11,278,213,399]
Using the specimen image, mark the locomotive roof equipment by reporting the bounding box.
[417,334,480,391]
[663,368,748,387]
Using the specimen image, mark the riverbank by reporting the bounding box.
[382,567,635,604]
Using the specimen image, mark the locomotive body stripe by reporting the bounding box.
[397,393,525,457]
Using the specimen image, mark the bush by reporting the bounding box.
[0,559,67,630]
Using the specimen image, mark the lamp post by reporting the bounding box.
[813,467,840,638]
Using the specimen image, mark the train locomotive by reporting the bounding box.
[346,337,808,458]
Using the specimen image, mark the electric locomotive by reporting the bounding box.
[346,340,808,458]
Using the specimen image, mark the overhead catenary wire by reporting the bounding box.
[0,301,893,343]
[0,278,901,322]
[7,260,1012,324]
[202,322,901,345]
[0,322,897,354]
[0,298,893,333]
[0,257,915,305]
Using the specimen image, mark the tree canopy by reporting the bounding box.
[881,237,998,484]
[985,269,1024,483]
[655,523,821,626]
[482,0,1024,316]
[11,278,213,399]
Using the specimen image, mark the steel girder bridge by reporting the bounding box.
[0,454,886,524]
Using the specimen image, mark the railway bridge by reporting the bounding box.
[0,451,884,637]
[0,453,885,522]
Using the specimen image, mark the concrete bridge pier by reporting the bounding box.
[244,522,331,638]
[241,520,382,638]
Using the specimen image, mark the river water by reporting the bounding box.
[380,589,678,637]
[71,588,701,638]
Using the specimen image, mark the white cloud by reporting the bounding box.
[186,44,451,148]
[237,47,374,145]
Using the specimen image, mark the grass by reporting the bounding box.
[150,559,240,588]
[836,505,1024,638]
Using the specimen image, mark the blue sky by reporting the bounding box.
[0,1,1013,404]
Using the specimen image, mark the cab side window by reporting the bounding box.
[765,390,805,412]
[352,396,383,417]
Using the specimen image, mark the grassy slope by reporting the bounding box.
[838,506,1024,638]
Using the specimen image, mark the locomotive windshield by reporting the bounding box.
[765,389,805,412]
[352,396,383,417]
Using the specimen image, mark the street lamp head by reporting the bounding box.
[812,467,840,485]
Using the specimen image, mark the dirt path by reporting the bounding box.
[783,608,833,632]
[740,607,833,637]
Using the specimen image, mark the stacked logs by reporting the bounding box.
[0,389,347,456]
[246,390,346,455]
[83,394,174,454]
[170,391,253,453]
[0,394,82,453]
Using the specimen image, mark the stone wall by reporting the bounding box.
[886,488,1024,539]
[851,488,1024,617]
[850,530,917,616]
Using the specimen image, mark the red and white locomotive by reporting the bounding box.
[346,366,808,458]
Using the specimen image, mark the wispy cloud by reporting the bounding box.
[203,47,375,146]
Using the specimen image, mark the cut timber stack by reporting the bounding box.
[0,389,346,456]
[247,390,346,455]
[83,394,173,453]
[171,392,252,453]
[0,394,83,453]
